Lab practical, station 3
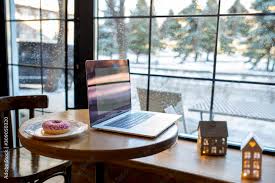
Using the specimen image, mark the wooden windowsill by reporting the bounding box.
[111,139,275,183]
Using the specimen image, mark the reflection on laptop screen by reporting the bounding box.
[86,60,131,126]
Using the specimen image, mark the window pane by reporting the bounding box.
[153,0,218,15]
[19,66,42,86]
[68,21,74,108]
[151,17,216,78]
[220,0,275,14]
[7,0,73,20]
[7,0,40,20]
[6,1,73,112]
[41,0,65,19]
[42,20,65,68]
[254,152,261,159]
[97,0,150,17]
[131,74,148,110]
[96,18,149,74]
[34,110,44,117]
[17,21,41,41]
[67,68,74,108]
[5,0,11,20]
[6,22,12,65]
[149,77,212,134]
[7,21,41,65]
[68,0,74,19]
[10,65,42,96]
[213,82,275,148]
[7,18,43,96]
[244,151,251,159]
[217,16,275,82]
[43,68,66,112]
[18,41,41,67]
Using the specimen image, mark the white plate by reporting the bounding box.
[24,120,88,140]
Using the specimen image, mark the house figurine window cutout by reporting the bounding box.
[241,133,263,180]
[197,121,228,156]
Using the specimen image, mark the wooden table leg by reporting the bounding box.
[72,161,96,183]
[96,162,105,183]
[71,161,105,183]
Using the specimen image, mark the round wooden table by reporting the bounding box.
[19,109,178,182]
[19,109,178,161]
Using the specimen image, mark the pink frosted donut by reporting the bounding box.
[42,120,71,135]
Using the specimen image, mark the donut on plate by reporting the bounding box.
[42,120,71,135]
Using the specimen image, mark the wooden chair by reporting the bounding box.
[137,88,187,133]
[0,95,72,183]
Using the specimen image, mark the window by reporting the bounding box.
[219,147,224,154]
[253,170,260,178]
[244,160,250,168]
[94,0,275,151]
[244,151,251,159]
[203,146,209,153]
[211,146,217,153]
[222,138,226,145]
[254,152,261,159]
[203,138,209,145]
[214,139,218,144]
[243,169,250,176]
[249,140,256,148]
[253,160,260,169]
[6,0,75,117]
[198,136,201,144]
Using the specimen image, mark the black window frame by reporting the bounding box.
[1,0,275,154]
[0,0,9,97]
[4,0,75,112]
[93,0,275,154]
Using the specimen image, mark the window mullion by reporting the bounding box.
[209,0,221,120]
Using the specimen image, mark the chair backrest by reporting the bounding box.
[137,88,182,112]
[137,88,188,133]
[0,95,48,149]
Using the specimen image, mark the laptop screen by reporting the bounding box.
[86,60,131,126]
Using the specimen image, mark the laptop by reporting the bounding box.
[85,59,181,138]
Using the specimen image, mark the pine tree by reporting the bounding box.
[200,0,217,61]
[160,10,181,40]
[151,6,162,53]
[98,19,117,58]
[104,0,127,59]
[243,0,275,71]
[128,0,160,63]
[173,0,202,62]
[219,0,249,55]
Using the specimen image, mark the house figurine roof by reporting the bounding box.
[198,121,228,137]
[241,132,264,151]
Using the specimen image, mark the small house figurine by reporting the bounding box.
[197,121,228,156]
[241,133,263,180]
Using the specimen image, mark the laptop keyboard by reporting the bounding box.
[105,113,154,129]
